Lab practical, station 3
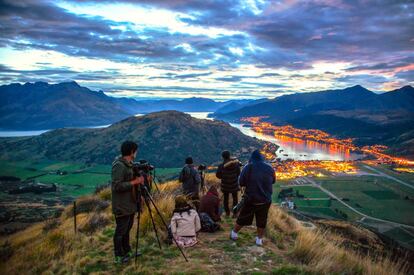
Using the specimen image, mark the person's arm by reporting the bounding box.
[216,164,223,179]
[112,163,132,192]
[178,168,184,183]
[171,215,177,236]
[195,212,201,232]
[194,169,201,185]
[236,161,242,176]
[214,198,221,221]
[238,164,249,187]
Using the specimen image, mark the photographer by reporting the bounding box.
[111,141,144,264]
[230,150,275,246]
[216,150,241,218]
[179,157,201,210]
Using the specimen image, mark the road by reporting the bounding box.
[305,177,414,230]
[362,164,414,190]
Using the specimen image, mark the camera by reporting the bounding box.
[132,160,154,177]
[198,164,207,171]
[132,160,155,193]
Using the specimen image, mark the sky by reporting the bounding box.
[0,0,413,100]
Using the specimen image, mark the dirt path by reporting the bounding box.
[173,216,292,274]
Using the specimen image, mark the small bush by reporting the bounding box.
[94,183,110,195]
[66,196,109,217]
[97,188,111,201]
[0,241,13,262]
[43,219,61,232]
[79,213,111,234]
[45,230,66,251]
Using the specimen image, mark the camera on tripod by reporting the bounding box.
[132,160,154,177]
[198,164,207,171]
[132,160,155,192]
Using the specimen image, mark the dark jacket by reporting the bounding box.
[179,164,201,196]
[111,156,138,217]
[216,158,241,193]
[239,150,275,203]
[199,186,221,222]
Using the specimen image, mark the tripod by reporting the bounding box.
[134,185,189,264]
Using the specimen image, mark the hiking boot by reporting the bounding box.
[230,230,238,241]
[255,237,263,246]
[114,255,130,264]
[128,250,142,258]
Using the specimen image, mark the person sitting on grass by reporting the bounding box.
[170,195,201,247]
[199,185,221,222]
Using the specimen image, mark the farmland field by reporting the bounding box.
[318,175,414,226]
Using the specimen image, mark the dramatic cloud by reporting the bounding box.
[0,0,412,99]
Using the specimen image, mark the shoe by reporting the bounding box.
[122,255,130,264]
[255,237,263,246]
[230,230,238,241]
[114,256,129,264]
[128,250,142,258]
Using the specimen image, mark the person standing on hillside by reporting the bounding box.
[216,150,241,217]
[230,149,275,246]
[179,157,201,210]
[111,141,145,264]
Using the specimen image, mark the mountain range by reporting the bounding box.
[0,81,253,130]
[0,111,264,167]
[212,85,414,158]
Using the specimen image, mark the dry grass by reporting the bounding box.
[292,227,410,275]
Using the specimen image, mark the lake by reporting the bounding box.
[0,111,362,161]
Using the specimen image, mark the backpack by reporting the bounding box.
[199,212,220,233]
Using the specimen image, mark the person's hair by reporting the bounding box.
[185,156,193,165]
[222,150,231,160]
[173,195,192,216]
[121,141,138,156]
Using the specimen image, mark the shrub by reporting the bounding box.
[42,219,61,232]
[0,241,13,262]
[97,188,111,201]
[79,213,111,234]
[66,196,109,217]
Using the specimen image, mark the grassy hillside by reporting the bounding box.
[0,174,410,274]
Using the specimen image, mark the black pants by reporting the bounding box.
[114,214,134,257]
[223,191,238,214]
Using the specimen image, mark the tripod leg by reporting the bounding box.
[144,196,162,250]
[143,188,189,262]
[135,208,141,265]
[152,170,160,193]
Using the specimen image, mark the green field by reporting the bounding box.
[0,160,181,198]
[319,175,414,226]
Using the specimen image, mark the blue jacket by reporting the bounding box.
[239,150,275,203]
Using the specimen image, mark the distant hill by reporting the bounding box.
[0,111,264,167]
[213,85,414,158]
[0,81,132,130]
[0,81,255,130]
[213,85,414,121]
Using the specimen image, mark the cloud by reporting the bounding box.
[0,0,413,99]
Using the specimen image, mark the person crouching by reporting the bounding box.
[170,195,201,247]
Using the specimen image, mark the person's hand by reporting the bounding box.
[131,176,144,186]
